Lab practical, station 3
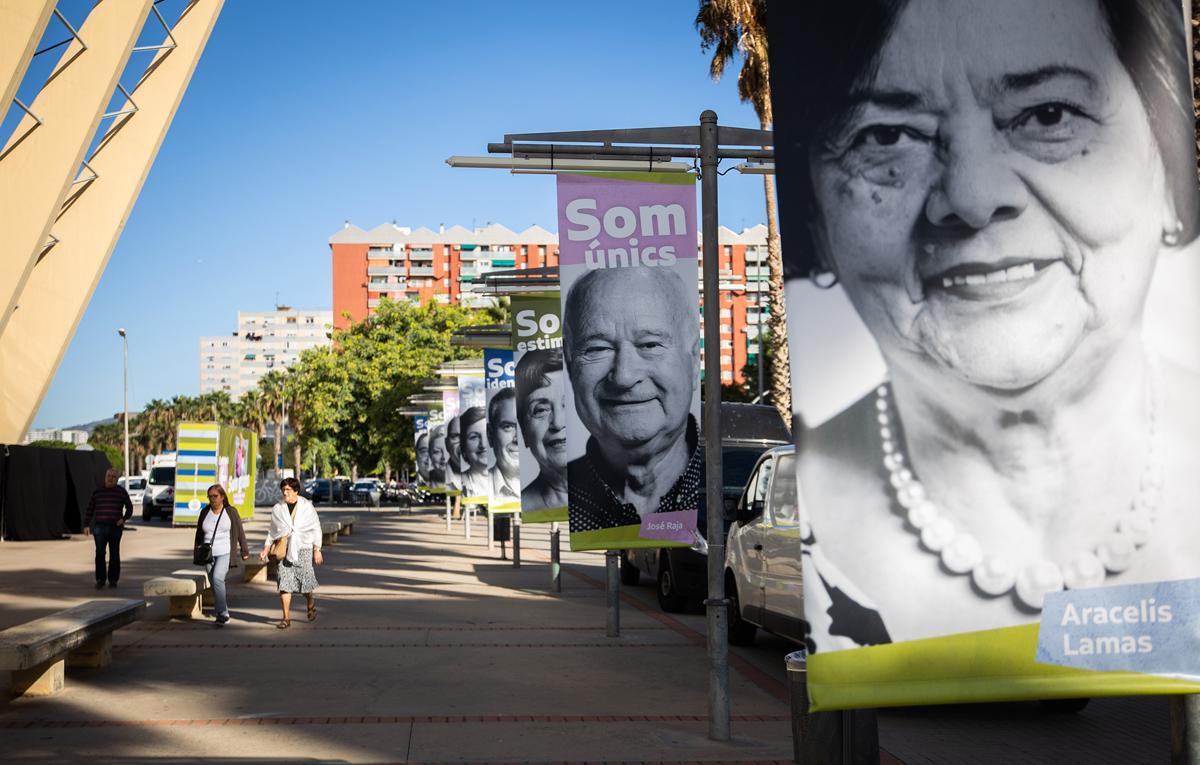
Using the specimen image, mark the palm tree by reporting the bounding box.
[258,371,287,475]
[283,367,306,478]
[697,0,790,427]
[236,389,267,439]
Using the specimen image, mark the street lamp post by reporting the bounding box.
[118,328,129,483]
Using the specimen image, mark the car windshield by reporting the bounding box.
[149,467,174,485]
[128,478,145,489]
[353,482,374,490]
[723,448,766,492]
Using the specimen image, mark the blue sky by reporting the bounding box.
[30,0,766,429]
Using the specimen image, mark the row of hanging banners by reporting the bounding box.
[412,172,701,553]
[421,8,1200,713]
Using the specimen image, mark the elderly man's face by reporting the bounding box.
[568,273,697,452]
[524,371,568,472]
[104,472,118,488]
[492,397,521,476]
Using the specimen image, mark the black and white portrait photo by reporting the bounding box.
[769,0,1200,652]
[562,266,703,538]
[487,387,521,510]
[516,348,569,516]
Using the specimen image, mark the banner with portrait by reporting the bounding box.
[413,415,431,491]
[429,390,459,496]
[511,296,568,523]
[557,172,702,551]
[485,348,521,513]
[766,0,1200,710]
[457,370,490,504]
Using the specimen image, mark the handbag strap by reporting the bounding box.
[206,508,227,545]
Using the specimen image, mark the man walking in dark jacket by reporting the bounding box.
[85,468,134,588]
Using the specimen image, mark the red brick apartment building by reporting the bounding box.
[329,222,772,386]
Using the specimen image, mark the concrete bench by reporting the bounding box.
[0,599,144,697]
[337,516,356,537]
[243,557,273,583]
[321,521,341,546]
[144,569,211,618]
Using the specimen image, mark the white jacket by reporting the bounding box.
[264,497,322,564]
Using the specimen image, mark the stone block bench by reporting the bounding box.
[337,516,356,537]
[0,599,144,697]
[144,569,211,618]
[242,557,278,583]
[321,521,341,546]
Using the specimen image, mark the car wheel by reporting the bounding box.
[620,554,640,586]
[657,556,688,613]
[1039,698,1090,714]
[141,506,152,521]
[726,572,757,646]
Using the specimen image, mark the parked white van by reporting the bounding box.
[725,444,803,646]
[142,452,177,521]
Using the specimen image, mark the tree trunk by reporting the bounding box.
[351,464,359,481]
[760,114,791,431]
[292,439,302,480]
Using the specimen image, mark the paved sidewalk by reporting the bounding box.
[0,507,1178,763]
[0,509,793,763]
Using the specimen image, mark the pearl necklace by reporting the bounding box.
[876,363,1163,611]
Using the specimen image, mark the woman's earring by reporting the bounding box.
[1162,218,1183,247]
[810,267,839,290]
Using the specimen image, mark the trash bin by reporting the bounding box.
[785,650,879,764]
[493,515,511,542]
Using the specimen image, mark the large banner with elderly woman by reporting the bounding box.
[767,0,1200,710]
[512,296,569,524]
[557,172,703,552]
[457,371,490,505]
[484,348,521,513]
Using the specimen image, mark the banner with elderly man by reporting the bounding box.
[556,172,702,551]
[484,348,521,513]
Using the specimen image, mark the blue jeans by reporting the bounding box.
[206,554,230,619]
[93,524,123,584]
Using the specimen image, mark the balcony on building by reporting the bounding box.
[746,246,769,263]
[367,265,407,277]
[368,245,395,256]
[368,297,381,308]
[409,248,435,261]
[410,265,435,276]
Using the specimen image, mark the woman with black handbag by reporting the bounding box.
[194,484,250,626]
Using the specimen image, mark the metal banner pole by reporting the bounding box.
[699,110,730,742]
[445,495,451,532]
[488,508,494,551]
[1171,695,1200,764]
[465,503,472,540]
[513,515,521,568]
[551,522,562,592]
[605,549,620,637]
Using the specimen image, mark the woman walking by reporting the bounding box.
[194,485,250,625]
[259,477,323,628]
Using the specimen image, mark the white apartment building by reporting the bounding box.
[199,307,333,398]
[24,428,90,445]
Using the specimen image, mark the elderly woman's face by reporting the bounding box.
[810,0,1173,390]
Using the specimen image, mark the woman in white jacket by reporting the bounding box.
[259,477,323,628]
